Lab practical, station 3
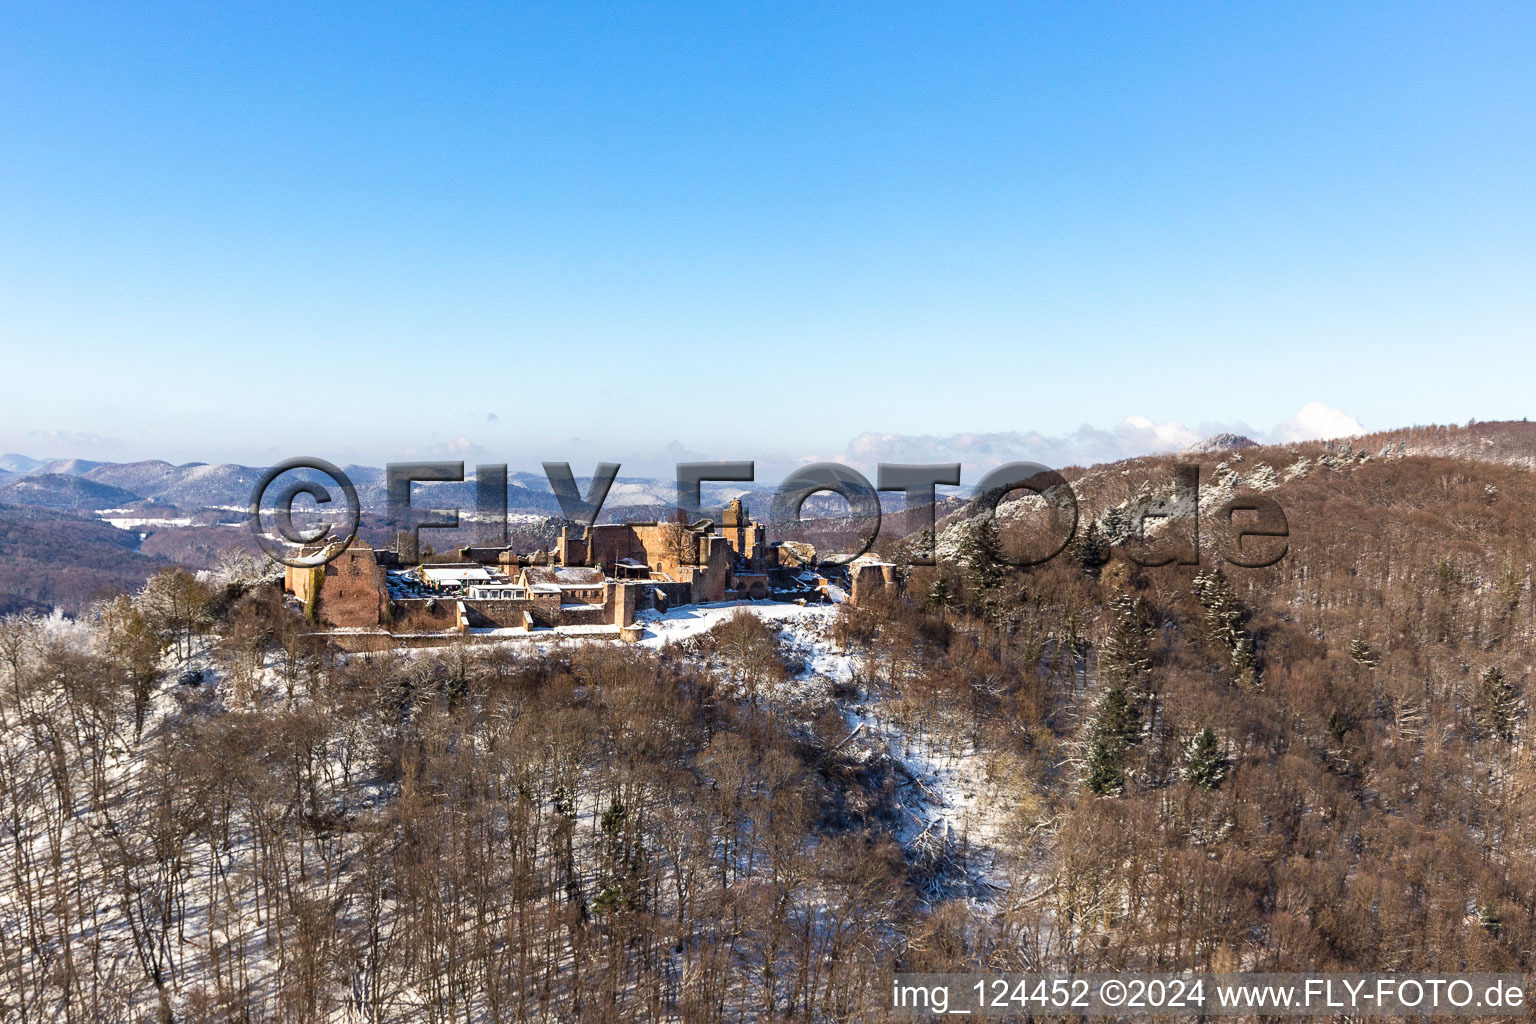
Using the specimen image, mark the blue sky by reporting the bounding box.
[1,3,1532,478]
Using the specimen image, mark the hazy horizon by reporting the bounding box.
[5,398,1381,483]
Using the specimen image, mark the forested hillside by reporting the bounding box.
[2,440,1535,1022]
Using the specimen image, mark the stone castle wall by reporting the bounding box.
[285,543,389,628]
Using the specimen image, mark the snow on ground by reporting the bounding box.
[265,595,1016,907]
[634,600,1014,905]
[634,599,840,650]
[100,515,195,530]
[2,594,1020,1022]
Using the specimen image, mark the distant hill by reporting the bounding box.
[21,457,108,477]
[1182,433,1258,454]
[83,460,268,508]
[77,460,187,497]
[0,458,582,514]
[18,423,1536,606]
[0,473,143,510]
[1,418,1532,565]
[0,456,798,515]
[0,453,44,473]
[0,504,171,614]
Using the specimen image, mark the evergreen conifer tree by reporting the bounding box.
[1099,592,1154,697]
[956,514,1004,605]
[1081,684,1142,796]
[1473,666,1520,742]
[1348,637,1379,668]
[1193,568,1259,686]
[927,575,952,612]
[1180,727,1229,789]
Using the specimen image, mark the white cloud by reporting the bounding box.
[837,417,1202,479]
[1121,415,1202,451]
[823,403,1365,481]
[1271,402,1365,443]
[404,436,484,458]
[18,429,126,458]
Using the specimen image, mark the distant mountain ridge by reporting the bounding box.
[6,418,1535,616]
[83,461,268,508]
[6,420,1534,516]
[1,456,108,476]
[0,456,785,516]
[0,473,144,510]
[0,454,46,473]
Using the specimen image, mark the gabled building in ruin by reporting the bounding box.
[285,545,637,636]
[553,498,781,604]
[283,498,887,641]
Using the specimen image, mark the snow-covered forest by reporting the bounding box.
[4,442,1536,1022]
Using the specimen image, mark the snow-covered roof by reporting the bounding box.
[420,565,500,585]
